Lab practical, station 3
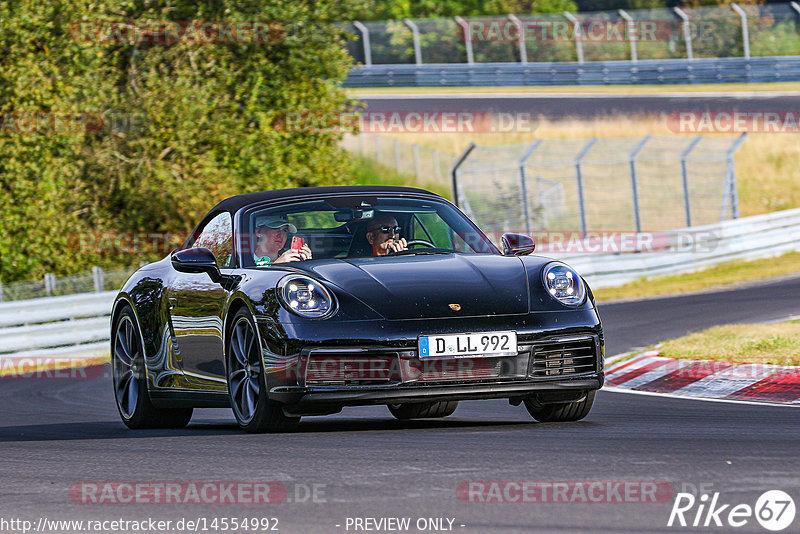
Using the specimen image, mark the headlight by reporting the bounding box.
[278,275,337,319]
[542,262,586,306]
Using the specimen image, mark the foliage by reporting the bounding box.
[0,0,365,282]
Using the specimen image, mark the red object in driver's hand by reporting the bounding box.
[291,236,304,250]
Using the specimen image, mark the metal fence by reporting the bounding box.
[346,3,800,65]
[342,133,459,186]
[0,266,133,302]
[451,134,748,235]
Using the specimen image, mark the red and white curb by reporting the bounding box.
[605,349,800,404]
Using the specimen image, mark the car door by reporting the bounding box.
[167,211,234,386]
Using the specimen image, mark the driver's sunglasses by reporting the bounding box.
[377,225,401,235]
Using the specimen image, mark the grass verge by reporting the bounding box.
[659,320,800,366]
[593,251,800,302]
[349,82,800,96]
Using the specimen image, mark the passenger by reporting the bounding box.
[366,214,407,256]
[253,214,312,266]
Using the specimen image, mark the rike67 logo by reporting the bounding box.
[668,490,796,531]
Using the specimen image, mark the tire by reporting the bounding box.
[524,390,596,422]
[388,401,459,420]
[112,307,193,429]
[226,307,299,433]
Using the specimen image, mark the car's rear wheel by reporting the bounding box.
[112,307,193,429]
[523,391,596,422]
[387,401,459,420]
[226,308,299,433]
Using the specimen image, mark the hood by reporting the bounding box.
[303,254,529,320]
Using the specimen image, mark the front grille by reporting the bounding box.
[528,337,597,377]
[416,358,502,381]
[304,354,399,386]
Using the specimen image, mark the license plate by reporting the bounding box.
[418,331,517,359]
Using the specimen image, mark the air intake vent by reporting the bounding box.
[529,337,596,378]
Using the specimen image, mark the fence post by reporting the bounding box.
[680,136,703,227]
[518,140,543,234]
[628,136,651,233]
[618,10,638,63]
[725,133,748,220]
[44,273,56,296]
[673,7,693,60]
[792,2,800,16]
[433,149,442,182]
[731,4,751,60]
[403,18,423,65]
[0,279,3,303]
[574,138,597,238]
[450,142,477,208]
[92,266,104,293]
[352,21,373,66]
[454,16,474,64]
[563,12,584,64]
[394,139,402,173]
[375,135,382,165]
[507,14,528,64]
[413,144,421,179]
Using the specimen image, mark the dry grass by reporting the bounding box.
[593,251,800,302]
[659,321,800,365]
[383,115,800,218]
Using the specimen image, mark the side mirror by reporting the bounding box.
[171,247,221,282]
[501,233,536,256]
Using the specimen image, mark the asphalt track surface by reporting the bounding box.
[359,92,800,120]
[1,275,799,534]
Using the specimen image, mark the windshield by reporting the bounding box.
[240,195,498,267]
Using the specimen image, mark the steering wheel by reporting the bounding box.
[386,239,437,256]
[405,239,436,249]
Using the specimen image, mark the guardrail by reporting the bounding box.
[550,207,800,287]
[1,208,798,361]
[0,291,115,362]
[344,56,800,87]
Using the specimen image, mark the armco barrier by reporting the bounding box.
[0,208,798,362]
[0,291,115,363]
[551,207,800,288]
[344,56,800,87]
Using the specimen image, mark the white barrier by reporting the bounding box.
[549,208,800,288]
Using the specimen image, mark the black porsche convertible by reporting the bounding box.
[111,186,604,432]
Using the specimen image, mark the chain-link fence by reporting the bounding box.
[0,266,135,302]
[342,133,459,186]
[344,3,800,64]
[452,134,747,235]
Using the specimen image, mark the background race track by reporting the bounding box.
[359,92,800,120]
[1,275,798,533]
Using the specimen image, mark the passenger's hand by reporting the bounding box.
[273,244,313,263]
[385,237,407,254]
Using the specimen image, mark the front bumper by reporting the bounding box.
[270,375,604,406]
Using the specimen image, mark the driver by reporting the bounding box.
[253,214,312,266]
[366,213,407,256]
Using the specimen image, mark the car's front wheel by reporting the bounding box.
[523,391,596,422]
[388,401,458,420]
[112,307,193,429]
[226,308,299,433]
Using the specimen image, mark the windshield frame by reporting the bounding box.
[233,192,500,267]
